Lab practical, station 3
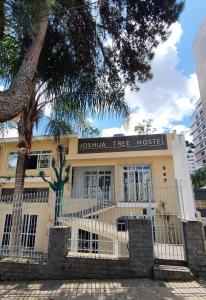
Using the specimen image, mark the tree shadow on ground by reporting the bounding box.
[0,278,206,299]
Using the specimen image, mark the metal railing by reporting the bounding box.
[0,192,49,203]
[0,192,52,262]
[71,186,115,202]
[0,181,187,262]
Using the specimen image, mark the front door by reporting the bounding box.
[122,165,151,202]
[84,170,112,201]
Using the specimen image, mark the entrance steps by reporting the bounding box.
[60,217,128,243]
[153,261,194,281]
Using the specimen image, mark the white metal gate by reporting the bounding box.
[151,182,185,261]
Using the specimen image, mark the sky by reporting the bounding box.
[3,0,206,141]
[96,0,206,141]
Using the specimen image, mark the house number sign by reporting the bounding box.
[78,134,168,153]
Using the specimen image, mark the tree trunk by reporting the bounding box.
[55,189,63,226]
[10,138,27,256]
[0,17,48,123]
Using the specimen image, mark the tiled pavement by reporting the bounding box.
[0,278,206,299]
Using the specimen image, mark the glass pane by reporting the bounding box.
[39,154,51,168]
[7,153,18,169]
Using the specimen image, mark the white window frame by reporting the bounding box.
[121,165,152,202]
[84,169,112,200]
[7,152,18,169]
[28,150,52,169]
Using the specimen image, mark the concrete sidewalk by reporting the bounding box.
[0,278,206,300]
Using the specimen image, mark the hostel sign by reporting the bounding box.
[78,134,168,153]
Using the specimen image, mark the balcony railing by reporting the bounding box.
[70,182,153,203]
[0,192,49,203]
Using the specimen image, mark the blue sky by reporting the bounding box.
[178,0,206,74]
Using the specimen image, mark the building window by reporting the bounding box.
[199,136,202,141]
[200,110,203,115]
[198,128,201,134]
[7,150,52,170]
[203,125,206,130]
[122,165,151,202]
[197,121,200,126]
[1,214,12,248]
[21,214,37,249]
[196,114,199,119]
[38,153,52,168]
[26,150,52,169]
[117,217,128,232]
[143,208,147,215]
[203,159,206,164]
[202,151,205,156]
[83,170,111,200]
[7,152,18,169]
[200,143,204,148]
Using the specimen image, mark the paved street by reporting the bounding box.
[0,278,206,300]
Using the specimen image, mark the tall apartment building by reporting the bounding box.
[191,99,206,167]
[191,18,206,167]
[187,147,197,174]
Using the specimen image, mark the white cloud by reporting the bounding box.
[2,128,18,138]
[171,125,192,142]
[102,22,200,140]
[87,117,94,124]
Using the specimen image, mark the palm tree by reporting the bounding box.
[10,83,101,255]
[0,0,184,122]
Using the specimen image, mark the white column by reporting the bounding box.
[70,226,78,253]
[172,134,196,221]
[114,240,119,257]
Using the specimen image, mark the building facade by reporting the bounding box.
[0,133,196,259]
[191,18,206,167]
[187,147,197,174]
[190,99,206,167]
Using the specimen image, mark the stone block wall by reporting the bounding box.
[0,219,154,281]
[183,221,206,277]
[128,219,154,277]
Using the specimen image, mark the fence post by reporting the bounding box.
[128,219,154,277]
[48,227,70,263]
[183,221,206,276]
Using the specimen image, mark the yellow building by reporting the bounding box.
[0,133,196,259]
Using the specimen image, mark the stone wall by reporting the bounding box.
[128,219,153,277]
[0,219,154,281]
[183,221,206,277]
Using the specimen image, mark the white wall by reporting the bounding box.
[172,135,196,220]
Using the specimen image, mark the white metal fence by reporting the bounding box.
[0,192,52,261]
[0,181,187,262]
